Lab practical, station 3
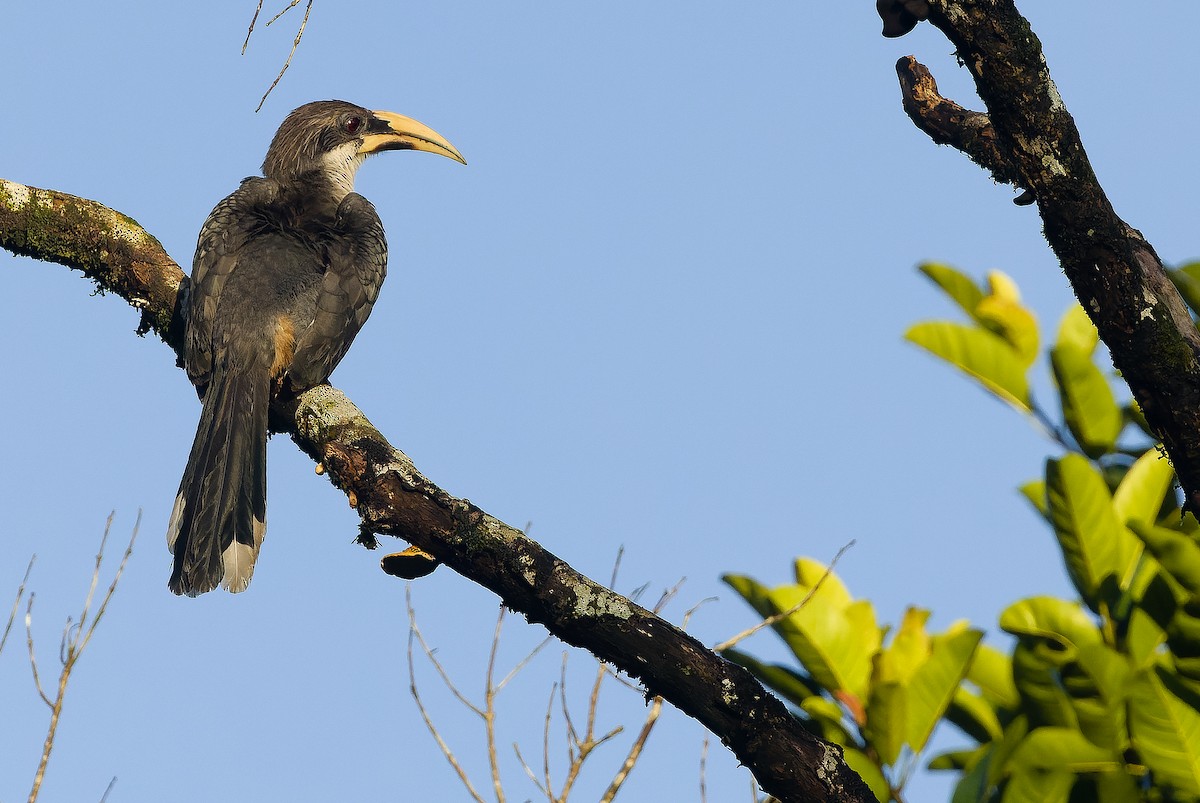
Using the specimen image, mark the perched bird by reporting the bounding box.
[167,100,464,596]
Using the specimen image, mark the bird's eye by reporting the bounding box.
[344,116,363,135]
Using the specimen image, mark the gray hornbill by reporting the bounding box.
[167,100,464,596]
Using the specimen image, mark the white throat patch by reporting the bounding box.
[321,141,367,201]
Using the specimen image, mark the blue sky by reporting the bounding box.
[2,2,1198,801]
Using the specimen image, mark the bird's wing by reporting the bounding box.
[287,192,388,390]
[186,177,279,391]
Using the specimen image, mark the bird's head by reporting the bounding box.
[262,100,465,197]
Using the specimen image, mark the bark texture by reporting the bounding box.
[0,176,874,803]
[884,0,1200,509]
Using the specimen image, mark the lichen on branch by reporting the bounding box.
[0,176,875,803]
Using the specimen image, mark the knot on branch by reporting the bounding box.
[895,56,1031,201]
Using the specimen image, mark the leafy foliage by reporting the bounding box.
[723,264,1200,802]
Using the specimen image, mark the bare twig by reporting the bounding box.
[252,0,313,112]
[241,0,264,53]
[556,654,624,801]
[484,606,507,803]
[410,587,652,803]
[496,634,553,691]
[681,597,717,629]
[1,555,34,657]
[700,737,709,803]
[542,681,555,799]
[409,603,483,715]
[28,512,138,803]
[512,739,550,799]
[598,696,662,803]
[650,578,686,615]
[713,540,855,653]
[25,594,51,707]
[405,587,487,803]
[609,546,624,588]
[98,776,117,803]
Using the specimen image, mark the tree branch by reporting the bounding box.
[0,177,873,803]
[884,0,1200,508]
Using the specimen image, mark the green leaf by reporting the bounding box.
[864,607,930,763]
[721,573,775,619]
[967,643,1020,711]
[1051,342,1122,458]
[1129,666,1200,794]
[1045,455,1141,612]
[1000,768,1074,803]
[1091,770,1141,803]
[1166,604,1200,658]
[929,747,983,771]
[1127,605,1168,669]
[1018,479,1048,520]
[799,696,855,745]
[1169,262,1200,317]
[919,262,986,318]
[949,742,996,803]
[1002,598,1101,729]
[1074,642,1133,708]
[1010,639,1078,729]
[864,673,905,765]
[1008,725,1121,772]
[976,271,1039,367]
[1123,399,1155,439]
[1055,304,1099,355]
[1000,727,1121,803]
[1000,596,1103,650]
[793,557,854,607]
[1130,521,1200,595]
[1070,642,1132,752]
[906,321,1032,412]
[1112,447,1175,528]
[748,560,881,701]
[842,746,889,803]
[906,622,984,753]
[888,606,933,679]
[945,685,1004,743]
[723,569,879,701]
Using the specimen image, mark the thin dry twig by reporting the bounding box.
[405,586,487,803]
[598,695,662,803]
[409,549,681,802]
[700,737,710,803]
[609,546,624,588]
[650,578,686,616]
[28,512,138,803]
[25,594,51,707]
[241,0,264,53]
[496,634,553,691]
[484,606,507,803]
[409,604,483,716]
[713,540,855,653]
[251,0,313,112]
[543,681,556,798]
[555,654,624,801]
[512,737,550,799]
[1,555,34,658]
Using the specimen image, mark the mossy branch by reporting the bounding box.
[0,177,873,803]
[881,0,1200,509]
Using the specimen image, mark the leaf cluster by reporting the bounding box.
[723,264,1200,802]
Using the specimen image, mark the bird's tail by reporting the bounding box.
[167,364,269,596]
